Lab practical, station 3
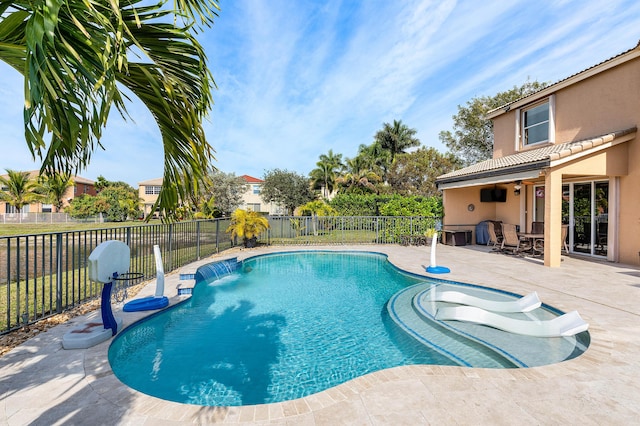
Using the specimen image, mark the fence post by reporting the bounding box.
[215,219,219,253]
[196,221,201,259]
[168,223,174,271]
[55,233,63,313]
[126,226,132,247]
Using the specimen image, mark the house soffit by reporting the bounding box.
[437,128,636,188]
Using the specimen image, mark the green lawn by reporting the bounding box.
[0,220,162,237]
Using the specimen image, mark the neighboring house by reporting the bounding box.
[436,42,640,267]
[138,178,163,219]
[0,171,96,214]
[138,175,285,218]
[239,175,285,215]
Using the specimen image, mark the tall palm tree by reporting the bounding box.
[0,169,44,214]
[309,149,344,198]
[39,172,73,212]
[374,119,421,164]
[0,0,220,217]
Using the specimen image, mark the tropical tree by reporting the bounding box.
[226,209,270,248]
[355,142,391,182]
[66,194,98,218]
[309,150,343,199]
[39,172,73,212]
[0,169,43,213]
[76,177,140,221]
[336,156,382,194]
[261,169,315,215]
[0,0,220,218]
[387,147,462,197]
[373,120,421,164]
[96,185,141,221]
[208,171,248,216]
[297,200,338,236]
[439,79,547,165]
[297,200,338,217]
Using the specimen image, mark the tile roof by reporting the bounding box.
[0,170,94,184]
[241,175,263,183]
[437,128,637,183]
[138,177,163,185]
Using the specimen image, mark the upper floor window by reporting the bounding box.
[145,185,161,195]
[252,185,261,194]
[521,98,554,146]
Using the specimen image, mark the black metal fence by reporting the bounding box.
[0,219,232,334]
[0,215,438,334]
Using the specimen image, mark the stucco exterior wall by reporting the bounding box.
[492,111,517,158]
[554,60,639,142]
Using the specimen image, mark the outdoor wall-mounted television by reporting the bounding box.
[480,188,507,202]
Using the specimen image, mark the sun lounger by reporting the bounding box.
[435,306,589,337]
[427,290,541,312]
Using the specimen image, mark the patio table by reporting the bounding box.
[518,232,544,256]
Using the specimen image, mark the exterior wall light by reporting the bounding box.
[514,181,522,196]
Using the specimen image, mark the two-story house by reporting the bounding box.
[138,178,163,219]
[436,42,639,267]
[239,175,284,215]
[0,171,96,214]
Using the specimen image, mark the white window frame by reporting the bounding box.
[515,95,555,150]
[145,185,161,195]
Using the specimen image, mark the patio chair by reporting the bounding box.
[487,221,503,249]
[561,224,569,253]
[501,223,529,255]
[531,221,544,234]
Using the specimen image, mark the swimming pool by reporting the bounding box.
[108,251,589,406]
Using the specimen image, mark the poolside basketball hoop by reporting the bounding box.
[62,240,132,349]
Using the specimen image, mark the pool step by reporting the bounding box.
[387,283,521,368]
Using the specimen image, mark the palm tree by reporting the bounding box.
[309,150,344,199]
[39,172,73,212]
[374,120,421,164]
[0,169,44,215]
[0,0,220,217]
[226,209,270,248]
[336,157,382,194]
[356,142,391,181]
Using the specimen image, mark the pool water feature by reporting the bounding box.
[195,257,241,282]
[108,251,589,406]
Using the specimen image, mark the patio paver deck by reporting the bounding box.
[1,244,639,425]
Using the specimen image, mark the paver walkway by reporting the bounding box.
[1,244,639,425]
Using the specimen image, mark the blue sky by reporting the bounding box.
[1,0,639,186]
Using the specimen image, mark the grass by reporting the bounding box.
[0,220,161,237]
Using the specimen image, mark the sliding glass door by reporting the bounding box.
[569,181,608,256]
[538,181,608,257]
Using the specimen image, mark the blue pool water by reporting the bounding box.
[108,251,588,406]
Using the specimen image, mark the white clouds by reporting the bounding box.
[1,0,639,183]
